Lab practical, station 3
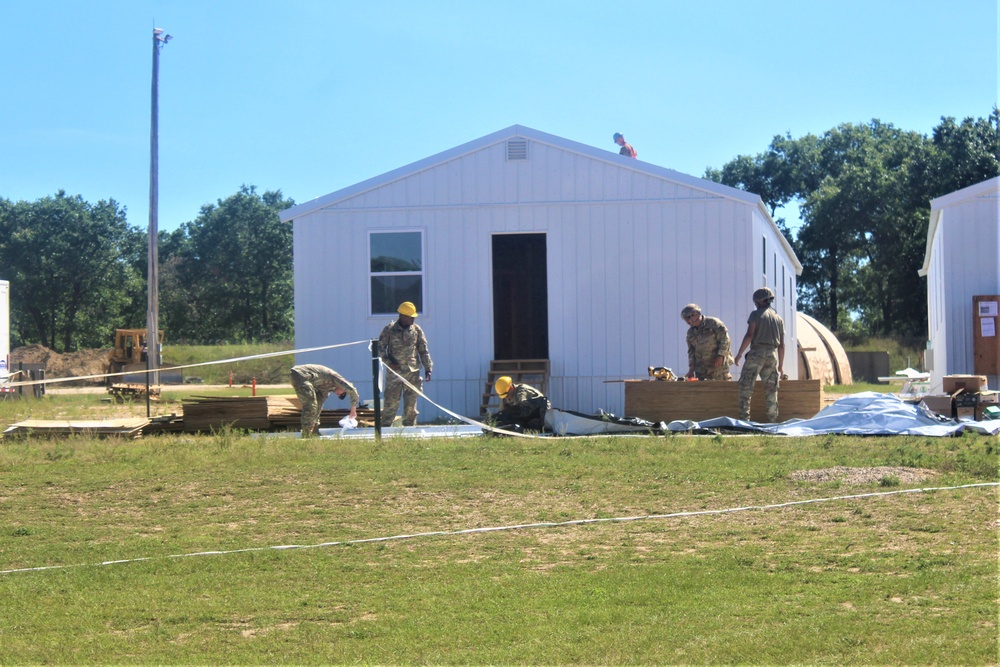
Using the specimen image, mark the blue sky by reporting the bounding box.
[1,0,996,234]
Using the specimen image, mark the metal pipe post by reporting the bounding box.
[371,339,381,441]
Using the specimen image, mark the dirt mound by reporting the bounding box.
[11,345,112,385]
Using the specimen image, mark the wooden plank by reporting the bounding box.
[624,380,823,422]
[3,418,150,438]
[181,396,298,432]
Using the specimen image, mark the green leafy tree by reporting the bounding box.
[799,121,931,334]
[706,110,999,337]
[162,186,294,343]
[0,191,143,351]
[925,109,1000,197]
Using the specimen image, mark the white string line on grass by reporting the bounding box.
[2,482,995,576]
[6,340,370,388]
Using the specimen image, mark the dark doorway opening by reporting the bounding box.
[492,234,549,360]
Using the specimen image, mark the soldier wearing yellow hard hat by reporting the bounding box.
[491,375,550,433]
[378,301,433,427]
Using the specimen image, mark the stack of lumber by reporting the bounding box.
[181,395,301,432]
[624,379,823,423]
[3,418,150,439]
[180,395,375,432]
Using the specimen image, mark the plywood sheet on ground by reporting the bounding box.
[624,379,823,422]
[3,418,150,438]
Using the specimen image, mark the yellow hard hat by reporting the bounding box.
[397,301,418,317]
[494,376,513,398]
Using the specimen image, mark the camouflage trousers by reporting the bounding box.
[738,347,780,422]
[382,370,422,427]
[290,373,329,437]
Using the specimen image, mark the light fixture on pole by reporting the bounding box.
[148,27,170,411]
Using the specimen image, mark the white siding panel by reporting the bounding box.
[939,195,1000,386]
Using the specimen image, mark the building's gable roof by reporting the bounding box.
[280,124,800,272]
[281,124,761,221]
[919,176,1000,276]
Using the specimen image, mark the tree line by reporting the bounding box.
[705,109,999,338]
[0,185,294,350]
[1,111,996,352]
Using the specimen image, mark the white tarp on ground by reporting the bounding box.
[666,392,1000,437]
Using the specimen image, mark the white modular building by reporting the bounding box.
[919,176,1000,391]
[280,125,802,420]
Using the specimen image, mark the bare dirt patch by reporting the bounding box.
[789,466,938,486]
[10,344,110,385]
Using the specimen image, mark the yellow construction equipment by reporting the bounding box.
[106,328,164,386]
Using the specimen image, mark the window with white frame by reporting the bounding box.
[369,231,423,315]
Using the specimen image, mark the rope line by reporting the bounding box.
[5,340,370,388]
[2,482,995,576]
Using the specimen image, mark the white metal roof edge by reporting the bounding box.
[279,124,766,222]
[928,175,1000,210]
[919,176,1000,276]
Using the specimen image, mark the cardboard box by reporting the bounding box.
[978,393,999,421]
[956,406,977,421]
[954,392,980,408]
[920,395,955,419]
[943,375,989,394]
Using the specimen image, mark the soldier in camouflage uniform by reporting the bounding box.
[733,287,786,422]
[378,301,433,427]
[493,376,551,431]
[290,364,359,437]
[681,303,733,381]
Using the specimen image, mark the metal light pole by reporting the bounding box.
[148,27,171,400]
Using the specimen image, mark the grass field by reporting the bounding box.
[0,390,997,664]
[164,342,295,385]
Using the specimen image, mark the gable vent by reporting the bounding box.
[506,139,528,161]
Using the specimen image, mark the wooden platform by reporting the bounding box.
[624,379,823,423]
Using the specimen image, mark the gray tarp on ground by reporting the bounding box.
[666,392,1000,437]
[544,408,665,436]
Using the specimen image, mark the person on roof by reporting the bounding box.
[613,132,637,159]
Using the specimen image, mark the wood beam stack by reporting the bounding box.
[180,395,375,432]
